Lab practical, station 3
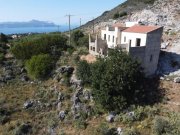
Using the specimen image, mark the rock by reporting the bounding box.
[56,66,74,74]
[4,74,14,81]
[127,111,135,117]
[21,68,26,73]
[106,113,116,123]
[58,92,64,102]
[23,100,34,109]
[161,42,169,49]
[57,102,62,111]
[21,75,29,82]
[70,74,82,87]
[83,89,91,100]
[59,111,66,121]
[174,77,180,83]
[117,127,123,135]
[160,77,165,80]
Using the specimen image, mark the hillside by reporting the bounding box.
[81,0,180,78]
[80,0,157,32]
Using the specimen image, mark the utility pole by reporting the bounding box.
[65,14,74,46]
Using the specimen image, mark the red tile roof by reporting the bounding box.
[123,25,162,34]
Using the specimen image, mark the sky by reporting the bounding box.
[0,0,126,25]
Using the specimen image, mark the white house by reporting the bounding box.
[89,22,163,76]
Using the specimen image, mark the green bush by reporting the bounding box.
[119,12,128,17]
[76,47,89,55]
[25,54,53,79]
[0,53,4,63]
[94,123,118,135]
[152,116,169,135]
[76,60,92,84]
[91,50,145,112]
[122,127,140,135]
[74,119,87,129]
[113,13,120,19]
[77,35,89,48]
[72,30,84,46]
[113,12,127,19]
[11,34,68,60]
[0,33,8,43]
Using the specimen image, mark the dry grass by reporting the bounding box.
[80,54,97,63]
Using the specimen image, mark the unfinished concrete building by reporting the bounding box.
[89,22,163,76]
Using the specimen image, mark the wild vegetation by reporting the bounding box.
[0,31,179,135]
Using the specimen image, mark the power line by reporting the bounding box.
[65,14,74,46]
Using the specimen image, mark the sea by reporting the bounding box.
[0,26,77,35]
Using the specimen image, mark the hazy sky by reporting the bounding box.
[0,0,126,25]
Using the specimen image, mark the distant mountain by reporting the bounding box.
[0,20,57,28]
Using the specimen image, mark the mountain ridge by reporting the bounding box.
[0,20,57,28]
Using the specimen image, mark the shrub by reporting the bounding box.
[72,30,84,46]
[25,54,53,79]
[152,116,169,135]
[91,49,145,112]
[76,47,89,55]
[113,13,120,19]
[119,12,128,17]
[0,33,8,43]
[94,123,118,135]
[122,127,140,135]
[0,53,4,63]
[11,34,68,60]
[77,35,89,48]
[76,60,92,84]
[74,119,87,129]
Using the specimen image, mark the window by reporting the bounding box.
[108,35,110,42]
[93,47,95,51]
[150,55,153,62]
[136,38,141,46]
[112,36,115,43]
[124,36,126,42]
[90,46,92,50]
[104,34,106,40]
[129,40,132,46]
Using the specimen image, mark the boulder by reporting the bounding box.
[58,92,64,102]
[21,75,29,82]
[56,66,74,74]
[106,113,116,123]
[23,100,34,109]
[174,77,180,83]
[117,127,123,135]
[59,111,66,121]
[70,74,82,87]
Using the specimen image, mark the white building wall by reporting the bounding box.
[121,32,147,47]
[101,27,121,48]
[125,22,139,27]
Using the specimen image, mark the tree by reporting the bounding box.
[0,33,8,43]
[76,60,92,84]
[25,54,53,79]
[77,35,89,48]
[91,49,145,112]
[72,30,84,46]
[11,34,68,60]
